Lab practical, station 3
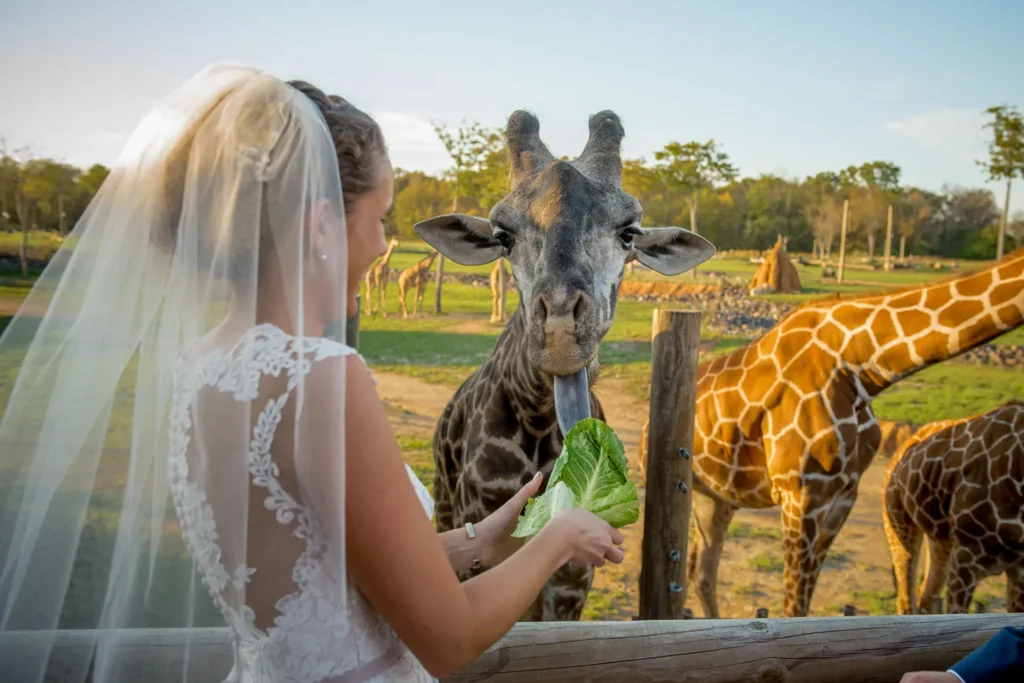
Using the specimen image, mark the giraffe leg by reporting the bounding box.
[364,271,374,315]
[379,271,388,318]
[916,536,952,614]
[687,489,737,619]
[531,563,593,621]
[944,545,982,613]
[780,485,858,617]
[882,483,923,614]
[1005,566,1024,613]
[398,280,409,319]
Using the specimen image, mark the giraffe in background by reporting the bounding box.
[489,260,512,323]
[364,236,400,316]
[397,248,439,318]
[883,400,1024,615]
[666,248,1024,618]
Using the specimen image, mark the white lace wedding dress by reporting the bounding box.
[168,323,437,683]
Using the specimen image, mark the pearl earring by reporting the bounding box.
[317,250,327,261]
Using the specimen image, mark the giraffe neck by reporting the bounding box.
[381,243,398,264]
[848,249,1024,395]
[489,306,564,430]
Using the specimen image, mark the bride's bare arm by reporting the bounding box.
[328,356,621,678]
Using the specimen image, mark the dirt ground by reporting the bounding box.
[373,371,1009,620]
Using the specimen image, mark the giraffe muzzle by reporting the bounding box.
[553,367,591,436]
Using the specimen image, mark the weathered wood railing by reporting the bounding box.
[3,614,1020,682]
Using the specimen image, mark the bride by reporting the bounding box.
[0,64,624,682]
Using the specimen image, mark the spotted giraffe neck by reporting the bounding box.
[488,308,559,421]
[840,249,1024,395]
[380,242,398,264]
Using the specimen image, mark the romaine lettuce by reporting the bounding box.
[512,418,639,538]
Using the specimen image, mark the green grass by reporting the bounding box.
[728,522,783,542]
[872,362,1024,425]
[748,552,785,573]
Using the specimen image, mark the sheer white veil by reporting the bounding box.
[0,63,352,681]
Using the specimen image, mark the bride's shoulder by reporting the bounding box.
[176,323,373,396]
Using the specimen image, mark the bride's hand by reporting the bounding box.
[474,472,544,568]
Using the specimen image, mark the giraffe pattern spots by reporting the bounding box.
[883,400,1024,615]
[644,249,1024,618]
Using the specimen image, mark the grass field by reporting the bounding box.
[0,236,1021,622]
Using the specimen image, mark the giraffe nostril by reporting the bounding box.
[572,292,587,321]
[534,294,550,325]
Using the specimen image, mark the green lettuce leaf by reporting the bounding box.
[510,480,577,538]
[511,418,639,538]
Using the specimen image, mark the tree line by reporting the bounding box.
[3,105,1022,264]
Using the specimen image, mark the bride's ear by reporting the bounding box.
[306,198,335,255]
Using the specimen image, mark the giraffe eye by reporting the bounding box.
[494,230,514,255]
[619,226,641,250]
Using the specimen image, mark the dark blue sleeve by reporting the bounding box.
[950,626,1024,683]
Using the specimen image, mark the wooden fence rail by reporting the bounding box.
[3,614,1020,683]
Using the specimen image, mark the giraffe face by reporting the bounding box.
[414,110,715,378]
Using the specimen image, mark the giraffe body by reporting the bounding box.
[415,109,715,621]
[883,400,1024,615]
[397,249,439,318]
[364,237,399,316]
[682,249,1024,618]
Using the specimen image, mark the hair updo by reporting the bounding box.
[286,80,388,214]
[154,75,387,281]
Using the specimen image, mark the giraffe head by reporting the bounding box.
[416,110,714,424]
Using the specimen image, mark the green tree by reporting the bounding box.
[978,104,1024,260]
[653,139,737,274]
[430,120,504,312]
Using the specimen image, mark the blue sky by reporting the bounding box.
[2,0,1022,213]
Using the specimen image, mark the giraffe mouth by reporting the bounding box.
[553,368,591,436]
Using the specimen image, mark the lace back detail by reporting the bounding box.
[167,324,436,682]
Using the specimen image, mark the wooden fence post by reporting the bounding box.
[324,293,360,350]
[639,309,701,620]
[884,204,893,272]
[837,199,849,284]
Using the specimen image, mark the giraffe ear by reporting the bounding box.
[414,214,504,266]
[630,227,716,276]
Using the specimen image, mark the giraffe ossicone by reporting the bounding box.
[415,108,715,620]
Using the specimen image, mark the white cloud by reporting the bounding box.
[883,107,988,165]
[372,112,451,173]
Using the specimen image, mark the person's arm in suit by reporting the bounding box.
[901,626,1024,683]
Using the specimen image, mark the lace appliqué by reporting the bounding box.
[168,324,436,683]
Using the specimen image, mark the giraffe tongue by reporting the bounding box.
[553,368,591,436]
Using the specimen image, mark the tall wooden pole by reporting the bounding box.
[639,309,701,620]
[900,234,907,264]
[883,204,893,272]
[997,179,1011,261]
[435,196,456,314]
[836,199,849,284]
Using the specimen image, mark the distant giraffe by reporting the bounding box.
[397,248,439,318]
[640,248,1024,618]
[364,237,400,316]
[883,400,1024,615]
[489,260,512,323]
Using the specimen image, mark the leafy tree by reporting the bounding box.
[978,104,1024,259]
[653,139,738,237]
[430,120,505,312]
[653,140,737,275]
